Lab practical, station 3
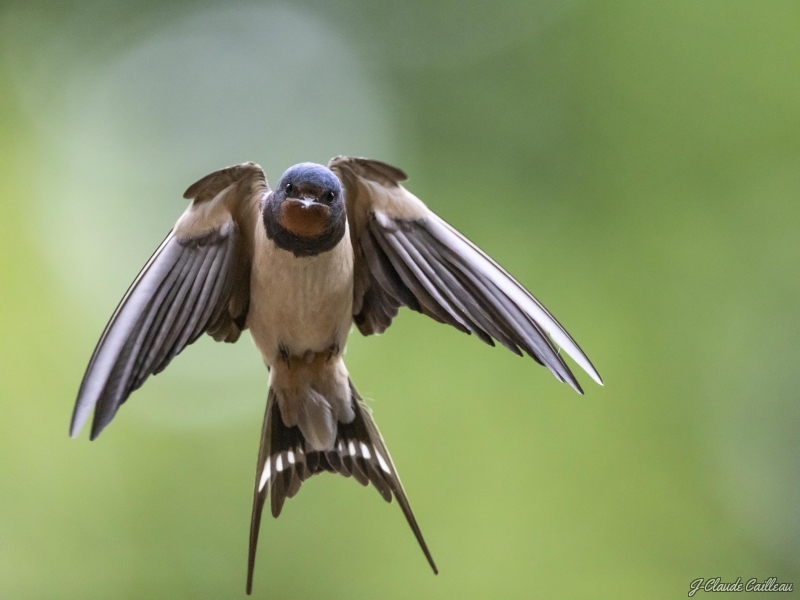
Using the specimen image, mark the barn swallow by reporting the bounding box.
[71,157,602,593]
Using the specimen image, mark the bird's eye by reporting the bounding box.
[285,183,295,196]
[325,190,336,203]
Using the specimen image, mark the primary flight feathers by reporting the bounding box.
[330,156,601,387]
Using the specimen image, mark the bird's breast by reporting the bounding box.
[248,222,354,364]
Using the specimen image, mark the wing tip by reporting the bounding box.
[88,413,110,441]
[557,342,603,388]
[68,422,83,439]
[580,359,604,387]
[69,402,90,439]
[70,409,106,440]
[570,360,603,390]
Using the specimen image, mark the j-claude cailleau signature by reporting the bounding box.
[689,577,793,597]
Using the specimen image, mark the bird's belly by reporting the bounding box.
[248,227,354,364]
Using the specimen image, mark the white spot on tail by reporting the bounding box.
[258,460,271,491]
[276,454,284,472]
[348,440,356,456]
[360,442,371,460]
[288,449,296,465]
[376,452,391,474]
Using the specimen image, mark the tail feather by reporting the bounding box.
[246,380,437,594]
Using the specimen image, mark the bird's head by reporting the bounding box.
[262,163,347,257]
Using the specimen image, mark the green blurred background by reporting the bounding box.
[2,1,799,598]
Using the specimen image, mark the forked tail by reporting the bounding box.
[246,379,437,594]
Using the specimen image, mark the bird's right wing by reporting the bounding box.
[71,162,267,440]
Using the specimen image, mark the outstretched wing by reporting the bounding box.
[71,162,266,440]
[329,156,602,392]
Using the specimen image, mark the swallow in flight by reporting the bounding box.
[71,157,602,593]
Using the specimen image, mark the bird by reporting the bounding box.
[71,156,602,593]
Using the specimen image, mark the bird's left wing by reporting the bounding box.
[71,163,266,439]
[329,156,602,391]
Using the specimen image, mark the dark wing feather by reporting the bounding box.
[71,163,266,439]
[329,155,602,390]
